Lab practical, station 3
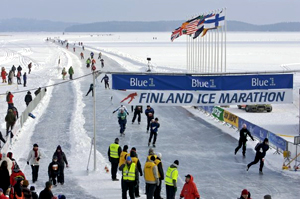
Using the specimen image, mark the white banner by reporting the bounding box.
[112,89,293,106]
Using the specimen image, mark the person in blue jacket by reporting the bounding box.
[247,138,269,174]
[148,118,160,147]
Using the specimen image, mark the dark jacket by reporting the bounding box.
[17,66,22,72]
[130,151,142,176]
[145,108,154,118]
[25,93,32,104]
[133,106,143,113]
[23,73,27,81]
[255,142,269,158]
[53,151,68,167]
[150,122,160,133]
[101,75,109,83]
[22,186,32,199]
[239,128,254,142]
[108,142,122,163]
[38,188,53,199]
[34,88,41,96]
[5,109,16,124]
[31,191,38,199]
[0,166,10,194]
[12,65,16,72]
[48,161,60,176]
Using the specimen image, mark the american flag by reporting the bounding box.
[185,19,200,35]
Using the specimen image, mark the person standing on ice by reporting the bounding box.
[148,118,160,147]
[86,58,91,68]
[100,59,104,68]
[16,71,22,85]
[5,109,16,138]
[85,84,94,97]
[68,66,74,80]
[1,67,7,83]
[154,153,164,199]
[6,92,14,110]
[8,70,14,85]
[234,124,254,157]
[179,174,200,199]
[165,160,179,199]
[119,156,138,199]
[98,52,102,59]
[80,52,84,59]
[247,138,269,174]
[23,72,27,87]
[48,156,60,186]
[28,62,32,74]
[132,105,143,124]
[11,65,16,76]
[145,105,154,133]
[118,109,127,136]
[90,52,94,59]
[108,138,122,181]
[53,145,68,185]
[101,74,110,89]
[61,68,67,80]
[27,143,42,183]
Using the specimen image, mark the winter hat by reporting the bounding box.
[185,174,191,178]
[126,156,132,161]
[33,143,38,147]
[174,160,179,166]
[241,189,249,195]
[115,138,119,143]
[30,186,35,191]
[13,164,20,172]
[123,145,128,151]
[155,118,158,121]
[58,195,66,199]
[7,152,13,159]
[27,91,31,94]
[57,145,62,150]
[264,138,269,143]
[53,156,58,160]
[157,153,162,159]
[131,147,136,152]
[23,180,29,187]
[264,195,272,199]
[0,188,3,192]
[148,148,154,155]
[46,181,52,189]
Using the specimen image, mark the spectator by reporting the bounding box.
[0,188,8,199]
[25,91,33,106]
[264,195,271,199]
[30,186,38,199]
[0,161,10,195]
[22,180,32,199]
[38,181,54,199]
[5,109,16,138]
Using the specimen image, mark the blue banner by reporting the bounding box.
[269,132,287,151]
[112,74,293,91]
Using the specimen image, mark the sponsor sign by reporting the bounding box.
[223,110,239,127]
[212,107,224,121]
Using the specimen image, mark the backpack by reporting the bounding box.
[255,143,260,151]
[9,187,24,199]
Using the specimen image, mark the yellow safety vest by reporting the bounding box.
[109,143,120,159]
[144,161,156,182]
[147,155,157,161]
[123,163,136,181]
[165,167,178,186]
[131,157,139,165]
[119,151,128,166]
[154,159,162,178]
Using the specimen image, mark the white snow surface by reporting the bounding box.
[0,32,300,199]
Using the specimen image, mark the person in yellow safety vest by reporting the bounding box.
[108,138,122,181]
[165,160,179,199]
[146,148,157,162]
[154,153,164,199]
[130,150,143,198]
[119,145,129,167]
[119,156,138,199]
[144,156,159,199]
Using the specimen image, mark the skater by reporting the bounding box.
[118,109,127,136]
[154,153,164,199]
[92,58,96,66]
[108,138,122,181]
[165,160,179,199]
[101,74,110,89]
[38,181,54,199]
[100,58,104,68]
[28,62,32,74]
[30,186,38,199]
[130,150,143,198]
[98,52,102,59]
[73,47,75,52]
[132,105,143,124]
[68,66,74,80]
[144,155,159,199]
[148,118,160,147]
[6,92,14,110]
[48,156,60,186]
[80,52,84,59]
[119,145,129,167]
[247,138,269,174]
[119,156,138,199]
[90,52,94,59]
[86,58,91,68]
[25,91,32,106]
[235,124,254,157]
[23,72,27,87]
[145,105,154,133]
[113,105,129,115]
[53,145,68,185]
[179,174,200,199]
[1,67,7,83]
[62,67,67,80]
[85,84,94,96]
[82,46,85,51]
[27,143,42,183]
[5,109,16,138]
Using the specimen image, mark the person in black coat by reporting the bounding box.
[247,138,269,174]
[132,105,143,124]
[25,91,32,106]
[30,186,38,199]
[39,181,53,199]
[85,84,94,96]
[17,65,22,73]
[53,145,68,185]
[0,161,10,194]
[48,156,60,186]
[145,105,154,133]
[235,124,254,156]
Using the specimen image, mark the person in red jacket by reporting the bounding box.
[10,165,26,187]
[0,188,9,199]
[180,174,200,199]
[6,92,14,110]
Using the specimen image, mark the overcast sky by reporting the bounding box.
[0,0,299,24]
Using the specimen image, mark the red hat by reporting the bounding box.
[241,189,249,195]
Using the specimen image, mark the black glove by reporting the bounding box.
[127,113,129,115]
[113,111,116,114]
[37,157,40,161]
[140,173,143,176]
[27,161,29,165]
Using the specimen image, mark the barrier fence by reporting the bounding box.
[0,89,46,153]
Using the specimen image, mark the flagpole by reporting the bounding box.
[187,35,189,72]
[220,14,223,72]
[224,7,227,72]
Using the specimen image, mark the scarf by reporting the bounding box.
[33,148,38,157]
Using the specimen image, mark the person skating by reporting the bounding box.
[235,124,254,157]
[28,62,32,74]
[119,156,138,199]
[101,74,110,89]
[5,109,16,138]
[53,145,69,185]
[25,91,32,106]
[80,52,84,59]
[62,68,67,80]
[108,138,122,181]
[23,72,27,87]
[48,156,60,186]
[113,105,129,115]
[11,65,16,76]
[165,160,179,199]
[98,52,102,59]
[85,84,94,96]
[130,150,143,198]
[38,181,54,199]
[247,138,269,174]
[118,109,127,136]
[68,66,74,80]
[145,105,154,133]
[132,106,143,124]
[154,153,164,199]
[27,143,42,183]
[16,71,22,85]
[90,52,94,59]
[86,58,91,68]
[100,59,104,68]
[144,155,159,199]
[148,118,160,147]
[179,174,200,199]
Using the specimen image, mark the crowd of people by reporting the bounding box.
[1,64,29,87]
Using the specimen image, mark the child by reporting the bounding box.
[48,156,60,186]
[30,186,38,199]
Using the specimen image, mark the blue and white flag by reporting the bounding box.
[204,12,225,29]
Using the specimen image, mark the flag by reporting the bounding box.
[204,11,225,29]
[186,19,200,35]
[193,14,214,39]
[171,27,183,42]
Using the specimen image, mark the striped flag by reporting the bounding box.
[185,19,200,35]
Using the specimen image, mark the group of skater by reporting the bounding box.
[0,144,68,199]
[1,63,31,87]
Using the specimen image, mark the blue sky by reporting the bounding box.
[0,0,298,24]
